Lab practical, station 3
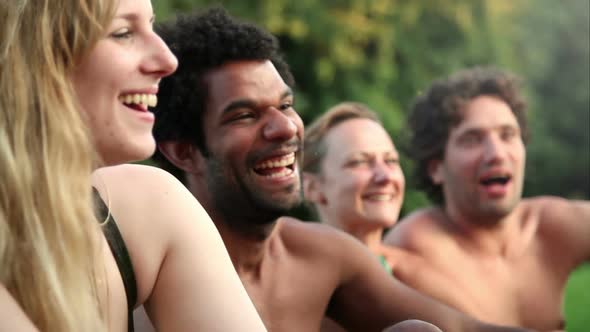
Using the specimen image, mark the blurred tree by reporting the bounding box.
[152,0,589,218]
[513,0,590,199]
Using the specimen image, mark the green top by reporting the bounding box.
[378,254,393,275]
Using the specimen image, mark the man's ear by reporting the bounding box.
[302,172,327,205]
[428,159,444,185]
[157,141,205,175]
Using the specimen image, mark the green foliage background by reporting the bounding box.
[154,0,589,212]
[152,0,589,329]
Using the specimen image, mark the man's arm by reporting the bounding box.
[567,199,590,263]
[383,320,442,332]
[326,231,532,332]
[537,197,590,265]
[0,284,39,332]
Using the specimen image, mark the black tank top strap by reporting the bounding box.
[94,188,137,332]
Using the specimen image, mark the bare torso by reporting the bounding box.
[133,217,345,332]
[385,197,590,331]
[232,217,480,332]
[236,218,346,332]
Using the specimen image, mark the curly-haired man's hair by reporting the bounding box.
[408,67,529,205]
[152,7,294,182]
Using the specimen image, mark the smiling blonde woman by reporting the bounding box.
[303,102,408,274]
[0,1,266,331]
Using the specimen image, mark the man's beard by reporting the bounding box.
[465,196,521,228]
[205,156,302,233]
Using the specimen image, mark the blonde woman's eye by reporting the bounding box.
[111,28,132,39]
[279,102,293,111]
[348,159,367,167]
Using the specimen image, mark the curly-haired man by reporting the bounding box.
[385,67,590,331]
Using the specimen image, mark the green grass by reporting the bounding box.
[565,264,590,332]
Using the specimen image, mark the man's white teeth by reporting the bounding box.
[255,153,295,170]
[119,93,157,107]
[265,168,293,178]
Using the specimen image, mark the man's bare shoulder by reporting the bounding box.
[276,216,375,263]
[519,196,585,232]
[522,196,590,264]
[521,195,587,220]
[278,217,357,247]
[384,207,448,252]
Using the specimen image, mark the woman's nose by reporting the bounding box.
[141,32,178,78]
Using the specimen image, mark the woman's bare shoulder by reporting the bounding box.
[0,284,39,332]
[93,164,180,192]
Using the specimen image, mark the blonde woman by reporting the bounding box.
[303,102,409,274]
[303,102,415,332]
[0,0,266,331]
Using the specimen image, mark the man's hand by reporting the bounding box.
[383,320,443,332]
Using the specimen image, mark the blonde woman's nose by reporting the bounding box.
[142,32,178,78]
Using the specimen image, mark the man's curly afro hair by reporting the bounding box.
[152,7,294,182]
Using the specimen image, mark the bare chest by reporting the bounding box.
[397,249,567,330]
[241,261,338,332]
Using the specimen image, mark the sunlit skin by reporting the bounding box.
[3,0,270,330]
[385,95,590,331]
[77,1,177,330]
[306,118,408,332]
[430,95,526,227]
[305,118,405,259]
[80,2,267,332]
[73,0,177,166]
[190,60,303,236]
[155,62,537,331]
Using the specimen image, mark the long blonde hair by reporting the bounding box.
[0,0,115,330]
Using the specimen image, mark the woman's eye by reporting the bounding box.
[279,102,293,111]
[347,159,367,167]
[460,134,480,146]
[111,28,132,39]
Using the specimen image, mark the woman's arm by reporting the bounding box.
[0,284,39,332]
[93,164,266,331]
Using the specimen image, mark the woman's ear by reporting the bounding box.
[302,172,327,205]
[157,141,205,175]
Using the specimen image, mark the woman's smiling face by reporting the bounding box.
[313,118,405,230]
[72,0,177,166]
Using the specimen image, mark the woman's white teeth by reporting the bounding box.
[255,153,295,170]
[119,93,157,107]
[367,194,392,201]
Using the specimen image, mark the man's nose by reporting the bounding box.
[262,109,299,141]
[483,135,508,164]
